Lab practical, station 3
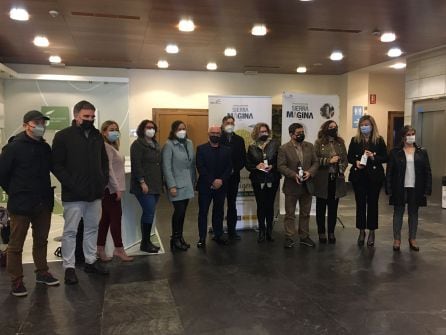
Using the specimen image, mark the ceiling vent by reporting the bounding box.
[308,27,361,33]
[71,12,140,20]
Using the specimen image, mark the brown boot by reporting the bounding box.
[96,246,112,262]
[113,247,134,262]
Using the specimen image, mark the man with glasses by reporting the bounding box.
[0,110,59,296]
[278,123,319,248]
[52,100,109,285]
[196,125,233,248]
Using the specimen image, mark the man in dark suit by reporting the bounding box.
[220,115,246,240]
[196,125,233,248]
[278,123,319,249]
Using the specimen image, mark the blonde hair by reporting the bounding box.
[101,120,120,150]
[251,122,271,141]
[354,115,381,144]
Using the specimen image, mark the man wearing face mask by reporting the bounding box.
[0,110,59,296]
[52,100,109,285]
[220,115,246,240]
[278,123,319,248]
[196,125,233,247]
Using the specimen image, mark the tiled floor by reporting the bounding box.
[1,190,446,335]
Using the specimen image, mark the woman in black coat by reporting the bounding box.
[386,125,432,252]
[246,123,281,243]
[347,115,387,247]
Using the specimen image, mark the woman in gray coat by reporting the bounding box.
[162,120,196,251]
[313,120,348,244]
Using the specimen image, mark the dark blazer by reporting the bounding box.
[0,132,54,215]
[130,138,163,195]
[196,142,232,191]
[386,145,432,206]
[347,136,387,183]
[52,121,109,202]
[246,139,281,185]
[277,140,319,195]
[220,132,246,181]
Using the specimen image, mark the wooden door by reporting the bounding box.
[153,109,209,150]
[387,111,404,151]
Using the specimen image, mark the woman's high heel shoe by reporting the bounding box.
[357,230,365,246]
[409,239,420,252]
[393,240,401,251]
[367,230,375,247]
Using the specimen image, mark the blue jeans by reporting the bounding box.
[136,194,160,226]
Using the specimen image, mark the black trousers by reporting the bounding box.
[316,176,339,234]
[226,175,240,236]
[171,199,189,238]
[198,188,226,239]
[252,181,279,231]
[352,175,383,230]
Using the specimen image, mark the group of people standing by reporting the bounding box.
[0,101,432,297]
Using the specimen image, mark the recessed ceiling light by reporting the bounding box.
[251,24,267,36]
[296,66,307,73]
[178,19,195,32]
[224,48,237,57]
[380,32,396,42]
[300,0,314,2]
[49,55,61,64]
[207,62,217,71]
[165,44,179,54]
[389,62,406,69]
[157,60,169,69]
[33,36,49,47]
[387,47,402,57]
[10,7,29,21]
[329,51,343,61]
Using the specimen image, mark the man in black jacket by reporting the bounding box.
[52,100,109,285]
[0,110,59,297]
[220,115,246,240]
[196,125,233,248]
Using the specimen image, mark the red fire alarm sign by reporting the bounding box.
[370,94,376,104]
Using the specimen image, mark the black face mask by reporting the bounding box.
[258,135,269,142]
[295,134,305,143]
[327,128,338,138]
[209,135,220,144]
[80,119,94,130]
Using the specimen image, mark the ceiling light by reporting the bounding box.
[296,66,307,73]
[49,55,61,64]
[206,62,217,71]
[165,44,179,54]
[300,0,314,2]
[157,60,169,69]
[10,8,29,21]
[251,24,267,36]
[33,36,49,47]
[389,62,406,69]
[178,19,195,32]
[224,48,237,57]
[380,32,396,42]
[329,51,343,61]
[387,47,402,57]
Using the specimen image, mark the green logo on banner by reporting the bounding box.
[41,106,70,130]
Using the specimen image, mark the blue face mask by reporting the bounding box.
[107,131,120,143]
[360,125,372,135]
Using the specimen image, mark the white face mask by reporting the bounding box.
[176,130,187,139]
[145,128,155,138]
[31,124,46,138]
[406,135,416,144]
[224,125,234,134]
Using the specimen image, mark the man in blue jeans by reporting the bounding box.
[196,125,233,248]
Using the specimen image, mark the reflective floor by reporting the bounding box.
[1,190,446,335]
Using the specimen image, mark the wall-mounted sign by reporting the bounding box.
[352,106,364,128]
[369,94,377,104]
[41,106,70,130]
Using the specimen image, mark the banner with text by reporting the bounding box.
[208,95,272,229]
[280,92,340,214]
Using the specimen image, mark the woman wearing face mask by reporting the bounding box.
[246,123,281,243]
[97,121,133,262]
[386,126,432,252]
[162,121,195,252]
[130,120,163,253]
[348,115,387,247]
[313,121,348,244]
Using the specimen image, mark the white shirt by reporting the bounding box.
[404,152,415,188]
